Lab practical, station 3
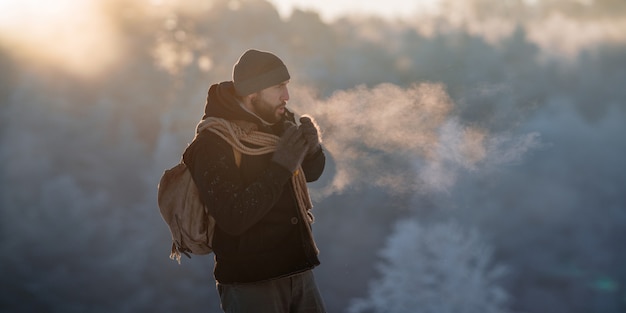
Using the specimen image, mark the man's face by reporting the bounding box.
[250,80,290,124]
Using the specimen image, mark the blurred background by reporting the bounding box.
[1,0,625,312]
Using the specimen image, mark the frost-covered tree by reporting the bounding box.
[349,220,510,313]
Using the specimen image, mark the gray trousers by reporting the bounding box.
[216,270,326,313]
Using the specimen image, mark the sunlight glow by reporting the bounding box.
[0,0,120,77]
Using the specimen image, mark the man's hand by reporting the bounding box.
[299,115,322,156]
[271,124,308,173]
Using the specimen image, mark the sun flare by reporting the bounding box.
[0,0,120,77]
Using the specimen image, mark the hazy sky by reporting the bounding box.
[0,0,440,24]
[2,0,624,77]
[267,0,442,21]
[0,0,439,75]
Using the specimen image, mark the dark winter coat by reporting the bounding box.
[183,81,325,284]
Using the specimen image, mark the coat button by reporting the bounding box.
[290,217,298,224]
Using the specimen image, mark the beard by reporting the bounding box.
[251,97,285,124]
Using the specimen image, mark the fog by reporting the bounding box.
[1,0,625,312]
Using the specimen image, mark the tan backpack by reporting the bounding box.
[157,147,241,264]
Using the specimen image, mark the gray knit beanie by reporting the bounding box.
[232,49,290,97]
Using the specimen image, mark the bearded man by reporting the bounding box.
[183,49,327,313]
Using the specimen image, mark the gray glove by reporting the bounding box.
[299,116,322,155]
[272,123,308,173]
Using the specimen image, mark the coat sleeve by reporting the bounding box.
[183,132,292,236]
[301,147,326,182]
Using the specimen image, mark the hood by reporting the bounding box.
[202,81,260,124]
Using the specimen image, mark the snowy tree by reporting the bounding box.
[348,220,510,313]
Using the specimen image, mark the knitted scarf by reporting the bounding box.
[195,117,316,229]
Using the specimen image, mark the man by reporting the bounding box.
[183,49,327,313]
